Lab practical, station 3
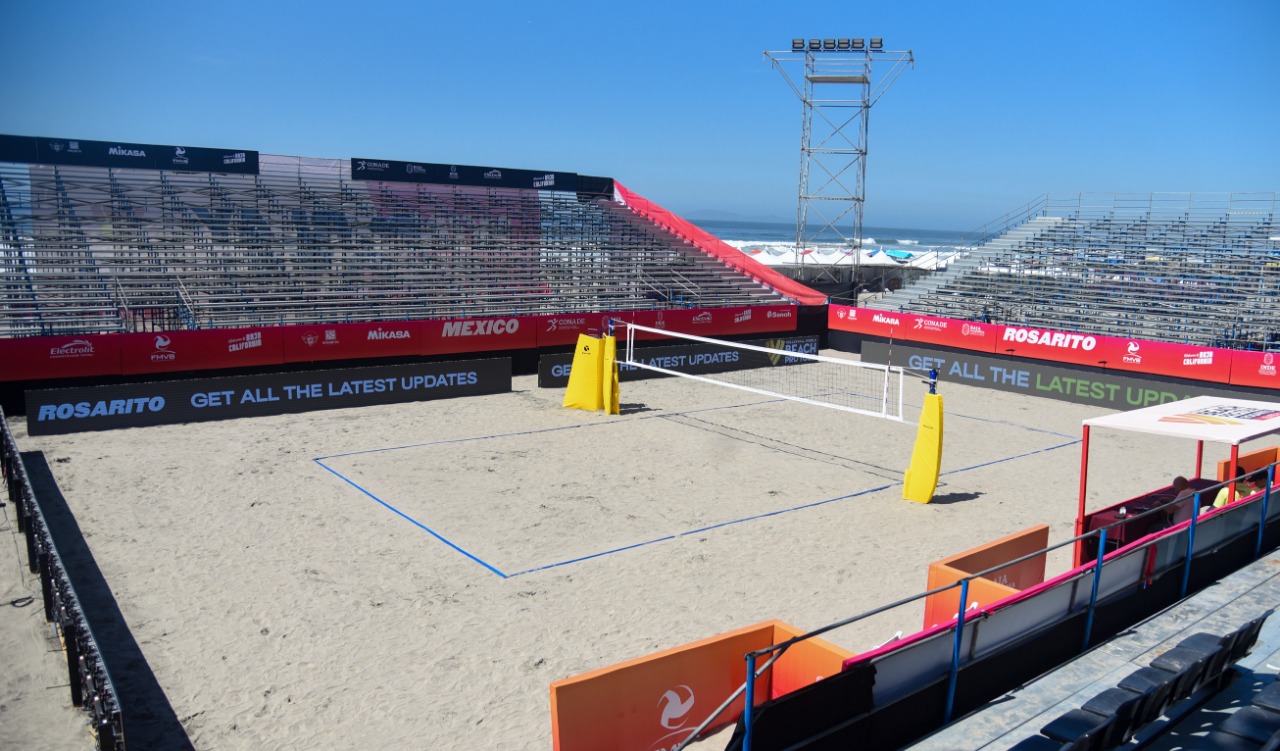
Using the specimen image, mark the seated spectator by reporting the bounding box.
[1214,466,1249,508]
[1164,476,1198,525]
[1244,471,1269,497]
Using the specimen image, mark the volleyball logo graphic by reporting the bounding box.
[657,685,695,729]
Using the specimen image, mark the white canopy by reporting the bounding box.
[1083,396,1280,447]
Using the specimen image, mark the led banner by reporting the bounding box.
[537,335,819,388]
[282,321,424,363]
[26,358,512,436]
[1,334,124,381]
[350,158,579,192]
[0,134,259,174]
[860,340,1267,411]
[1228,350,1280,389]
[421,316,536,355]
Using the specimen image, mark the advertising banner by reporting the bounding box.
[1094,335,1234,383]
[350,158,579,192]
[1229,350,1280,389]
[860,340,1266,411]
[282,321,423,363]
[119,327,284,375]
[421,316,536,355]
[828,305,996,353]
[0,334,124,381]
[1,134,260,174]
[26,358,512,435]
[538,335,820,388]
[535,307,799,348]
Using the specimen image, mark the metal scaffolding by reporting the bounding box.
[765,38,913,286]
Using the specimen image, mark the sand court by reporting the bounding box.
[0,361,1218,751]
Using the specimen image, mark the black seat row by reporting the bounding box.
[1007,610,1273,751]
[1192,674,1280,750]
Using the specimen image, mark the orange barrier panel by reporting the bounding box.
[550,619,852,751]
[1217,445,1279,480]
[923,525,1049,628]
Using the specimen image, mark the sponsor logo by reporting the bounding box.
[1182,350,1214,366]
[109,146,147,157]
[406,164,426,174]
[546,317,586,332]
[872,313,901,326]
[50,339,95,359]
[68,141,81,152]
[1122,341,1142,364]
[449,165,459,179]
[303,329,339,347]
[1001,327,1097,350]
[961,322,985,336]
[655,311,667,329]
[367,328,411,341]
[1261,353,1276,377]
[228,331,263,352]
[484,169,502,179]
[649,685,697,751]
[532,173,556,188]
[913,317,948,332]
[222,152,247,166]
[734,309,753,324]
[441,319,519,337]
[302,332,319,347]
[150,334,176,362]
[1159,405,1280,426]
[171,146,189,165]
[766,309,793,319]
[692,312,713,325]
[37,396,166,422]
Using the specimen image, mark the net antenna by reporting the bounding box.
[764,38,914,290]
[622,323,905,421]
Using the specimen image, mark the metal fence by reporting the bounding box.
[2,407,124,749]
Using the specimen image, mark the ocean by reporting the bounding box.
[688,218,969,255]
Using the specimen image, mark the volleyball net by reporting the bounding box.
[621,323,905,421]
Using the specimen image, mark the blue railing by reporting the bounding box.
[678,464,1280,751]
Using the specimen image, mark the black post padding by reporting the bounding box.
[63,620,83,707]
[24,513,38,573]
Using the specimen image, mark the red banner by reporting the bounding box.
[534,306,797,347]
[828,305,997,353]
[119,327,285,375]
[421,316,536,355]
[282,321,423,363]
[1094,335,1234,383]
[1,334,123,381]
[1230,350,1280,389]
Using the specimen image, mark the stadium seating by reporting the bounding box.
[0,155,790,336]
[865,193,1280,350]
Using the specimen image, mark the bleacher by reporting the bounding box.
[0,154,791,337]
[866,193,1280,350]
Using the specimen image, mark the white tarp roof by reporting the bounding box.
[1083,396,1280,446]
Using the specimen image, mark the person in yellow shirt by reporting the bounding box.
[1213,466,1248,508]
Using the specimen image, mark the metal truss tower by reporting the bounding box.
[765,39,913,286]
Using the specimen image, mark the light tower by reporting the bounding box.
[765,38,913,289]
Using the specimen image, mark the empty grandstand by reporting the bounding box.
[864,192,1280,351]
[0,136,809,340]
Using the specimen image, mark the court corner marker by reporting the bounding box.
[903,392,944,503]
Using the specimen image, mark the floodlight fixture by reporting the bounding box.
[823,38,836,50]
[870,37,884,51]
[809,38,821,51]
[837,38,851,50]
[851,37,865,51]
[792,38,805,52]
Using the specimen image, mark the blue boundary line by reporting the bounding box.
[315,401,1082,578]
[313,458,509,578]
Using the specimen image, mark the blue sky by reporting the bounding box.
[2,1,1276,230]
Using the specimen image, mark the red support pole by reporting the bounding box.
[1195,440,1204,479]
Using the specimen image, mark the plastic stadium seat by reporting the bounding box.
[1150,646,1212,701]
[1230,611,1275,662]
[1080,686,1146,747]
[1193,729,1268,751]
[1220,706,1280,745]
[1118,666,1180,725]
[1253,682,1280,713]
[1040,707,1112,750]
[1006,735,1072,750]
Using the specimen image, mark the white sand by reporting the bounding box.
[1,358,1232,750]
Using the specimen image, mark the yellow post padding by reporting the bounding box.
[903,393,944,503]
[563,334,604,411]
[601,335,620,415]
